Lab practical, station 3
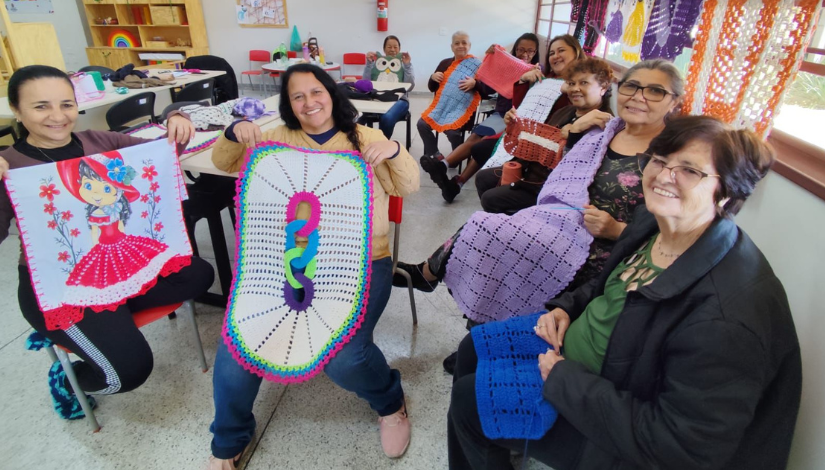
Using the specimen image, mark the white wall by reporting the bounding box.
[200,0,537,89]
[736,172,825,470]
[4,0,89,72]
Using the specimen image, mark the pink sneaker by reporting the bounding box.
[378,406,411,458]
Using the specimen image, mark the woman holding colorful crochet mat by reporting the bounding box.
[205,63,420,469]
[395,60,683,374]
[447,115,800,470]
[358,35,415,139]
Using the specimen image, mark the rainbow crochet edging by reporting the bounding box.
[222,142,374,383]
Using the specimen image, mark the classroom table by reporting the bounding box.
[355,81,413,148]
[262,60,341,74]
[0,70,227,130]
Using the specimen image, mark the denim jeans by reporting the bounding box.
[209,257,402,459]
[377,99,410,140]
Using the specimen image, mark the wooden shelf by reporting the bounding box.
[84,0,207,69]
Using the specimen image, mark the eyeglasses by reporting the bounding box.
[618,82,676,102]
[516,47,537,56]
[637,153,720,190]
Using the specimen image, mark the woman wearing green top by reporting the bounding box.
[448,116,801,470]
[359,35,415,139]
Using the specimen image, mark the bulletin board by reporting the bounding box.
[235,0,288,28]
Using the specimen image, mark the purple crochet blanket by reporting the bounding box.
[445,118,624,323]
[640,0,704,61]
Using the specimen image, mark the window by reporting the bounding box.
[535,1,574,41]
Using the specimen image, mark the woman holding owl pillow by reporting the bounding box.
[359,35,415,139]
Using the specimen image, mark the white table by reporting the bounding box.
[0,70,227,129]
[261,60,341,74]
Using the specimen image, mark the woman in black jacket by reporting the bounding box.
[448,115,801,470]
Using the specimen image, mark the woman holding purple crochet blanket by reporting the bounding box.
[448,116,800,470]
[393,60,684,373]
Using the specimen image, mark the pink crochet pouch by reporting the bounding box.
[476,45,535,99]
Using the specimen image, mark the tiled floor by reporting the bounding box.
[0,93,548,469]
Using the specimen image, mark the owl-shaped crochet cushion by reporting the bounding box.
[371,55,404,83]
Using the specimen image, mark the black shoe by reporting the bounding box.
[442,351,458,375]
[420,155,449,186]
[441,176,461,203]
[393,261,439,292]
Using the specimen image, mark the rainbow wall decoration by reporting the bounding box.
[108,30,140,48]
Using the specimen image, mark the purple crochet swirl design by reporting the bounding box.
[641,0,704,60]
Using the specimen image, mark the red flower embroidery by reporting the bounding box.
[43,203,56,214]
[154,222,164,232]
[140,194,150,203]
[70,228,80,237]
[39,184,60,201]
[150,181,160,191]
[61,211,73,221]
[57,252,70,262]
[142,165,158,181]
[154,195,161,203]
[141,211,149,219]
[47,220,57,230]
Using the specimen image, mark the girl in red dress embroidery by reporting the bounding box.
[56,151,176,307]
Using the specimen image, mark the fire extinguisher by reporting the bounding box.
[377,0,388,32]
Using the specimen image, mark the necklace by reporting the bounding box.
[655,235,681,259]
[30,137,84,163]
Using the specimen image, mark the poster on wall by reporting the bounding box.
[235,0,288,28]
[4,0,53,15]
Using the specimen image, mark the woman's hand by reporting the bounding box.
[539,349,565,381]
[569,109,612,134]
[504,107,518,127]
[458,76,476,92]
[560,123,572,139]
[583,204,626,240]
[534,308,570,355]
[233,121,263,147]
[485,44,496,55]
[166,115,196,145]
[401,52,411,64]
[431,71,444,83]
[519,66,544,84]
[0,156,8,181]
[361,140,399,166]
[366,51,378,62]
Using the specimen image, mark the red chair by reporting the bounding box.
[241,50,274,94]
[388,196,417,325]
[288,50,297,59]
[342,53,367,81]
[41,300,206,432]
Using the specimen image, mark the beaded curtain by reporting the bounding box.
[222,142,374,384]
[681,0,821,138]
[4,140,192,331]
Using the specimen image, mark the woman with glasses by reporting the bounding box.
[448,115,800,470]
[420,33,541,202]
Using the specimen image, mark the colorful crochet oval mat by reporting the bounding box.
[421,56,483,132]
[223,142,374,383]
[125,123,222,156]
[4,140,192,331]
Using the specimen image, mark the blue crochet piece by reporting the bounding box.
[25,331,54,351]
[472,312,558,440]
[425,57,482,129]
[48,360,96,420]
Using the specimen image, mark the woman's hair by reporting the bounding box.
[645,115,774,218]
[544,34,584,77]
[8,65,74,110]
[383,35,401,50]
[78,160,132,224]
[562,57,614,113]
[620,59,685,98]
[278,64,361,151]
[511,33,541,66]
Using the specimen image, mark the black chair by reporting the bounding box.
[105,91,157,132]
[360,110,412,150]
[0,124,19,144]
[158,101,203,122]
[182,55,239,105]
[78,65,115,76]
[172,79,215,106]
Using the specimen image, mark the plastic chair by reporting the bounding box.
[0,124,19,144]
[105,91,157,132]
[172,78,215,106]
[342,53,366,80]
[388,196,417,325]
[35,300,207,432]
[436,112,477,172]
[78,65,115,76]
[360,110,412,150]
[158,101,203,123]
[241,50,273,94]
